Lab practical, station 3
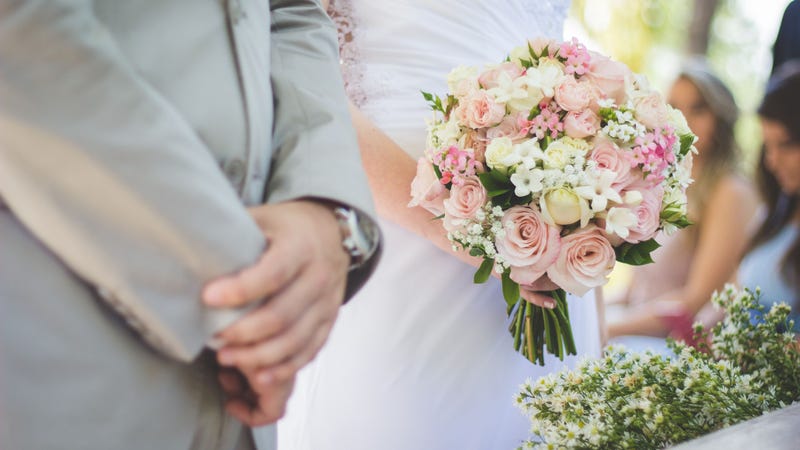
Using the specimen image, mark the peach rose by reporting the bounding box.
[554,77,593,112]
[442,176,487,232]
[478,62,525,89]
[589,137,637,190]
[584,52,631,105]
[495,206,562,285]
[621,182,664,243]
[463,129,488,164]
[633,91,670,129]
[563,110,600,139]
[408,158,448,216]
[546,225,616,296]
[455,90,506,129]
[485,112,529,143]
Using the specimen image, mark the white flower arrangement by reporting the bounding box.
[516,285,800,449]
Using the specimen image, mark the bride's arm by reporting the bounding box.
[347,103,475,265]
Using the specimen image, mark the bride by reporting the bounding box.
[264,1,601,448]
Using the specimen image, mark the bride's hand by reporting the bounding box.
[519,275,558,309]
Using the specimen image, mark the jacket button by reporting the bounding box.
[224,158,246,187]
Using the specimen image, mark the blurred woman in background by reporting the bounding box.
[607,60,758,348]
[738,62,800,333]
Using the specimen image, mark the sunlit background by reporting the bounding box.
[564,0,793,298]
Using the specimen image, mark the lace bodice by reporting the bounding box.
[328,0,570,106]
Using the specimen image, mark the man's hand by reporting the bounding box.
[203,200,349,386]
[218,368,296,427]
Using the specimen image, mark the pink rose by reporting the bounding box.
[455,90,506,129]
[485,112,529,143]
[546,226,616,296]
[590,137,637,190]
[584,52,631,105]
[554,77,593,112]
[621,182,664,243]
[464,129,488,164]
[408,157,448,216]
[478,62,524,89]
[495,206,562,285]
[442,176,487,232]
[633,91,670,129]
[563,110,600,139]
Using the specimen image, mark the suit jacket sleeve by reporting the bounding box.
[267,0,381,298]
[0,0,265,362]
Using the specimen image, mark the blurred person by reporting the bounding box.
[738,62,800,333]
[772,0,800,74]
[607,60,759,349]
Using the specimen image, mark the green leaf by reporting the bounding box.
[615,238,661,266]
[469,247,485,257]
[432,163,443,180]
[421,91,434,102]
[527,105,541,121]
[680,133,696,157]
[501,270,520,308]
[474,258,494,284]
[478,170,512,194]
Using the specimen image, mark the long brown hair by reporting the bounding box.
[675,61,741,226]
[748,62,800,296]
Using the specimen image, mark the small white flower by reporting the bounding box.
[605,207,637,239]
[575,169,623,212]
[510,167,545,197]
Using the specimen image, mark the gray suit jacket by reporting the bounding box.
[0,0,375,449]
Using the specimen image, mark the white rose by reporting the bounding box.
[542,137,589,169]
[447,65,479,98]
[485,137,516,172]
[667,105,692,137]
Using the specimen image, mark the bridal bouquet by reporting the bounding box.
[515,286,800,449]
[409,37,695,365]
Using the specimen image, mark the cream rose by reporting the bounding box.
[442,176,487,232]
[541,188,584,225]
[633,91,670,129]
[484,137,516,172]
[563,110,600,139]
[408,157,448,216]
[455,90,506,129]
[495,205,562,285]
[547,225,616,296]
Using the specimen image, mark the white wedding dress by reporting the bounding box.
[263,1,601,449]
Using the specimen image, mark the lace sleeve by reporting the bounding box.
[326,0,367,107]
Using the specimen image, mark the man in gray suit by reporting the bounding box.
[0,0,380,449]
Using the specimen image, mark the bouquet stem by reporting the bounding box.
[509,288,576,365]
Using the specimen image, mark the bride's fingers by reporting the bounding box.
[520,289,556,309]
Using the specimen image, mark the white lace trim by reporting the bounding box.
[327,0,368,107]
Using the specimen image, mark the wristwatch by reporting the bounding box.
[332,206,380,270]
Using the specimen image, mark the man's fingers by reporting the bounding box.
[203,240,302,308]
[255,320,333,386]
[218,295,336,371]
[218,370,246,396]
[215,266,328,345]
